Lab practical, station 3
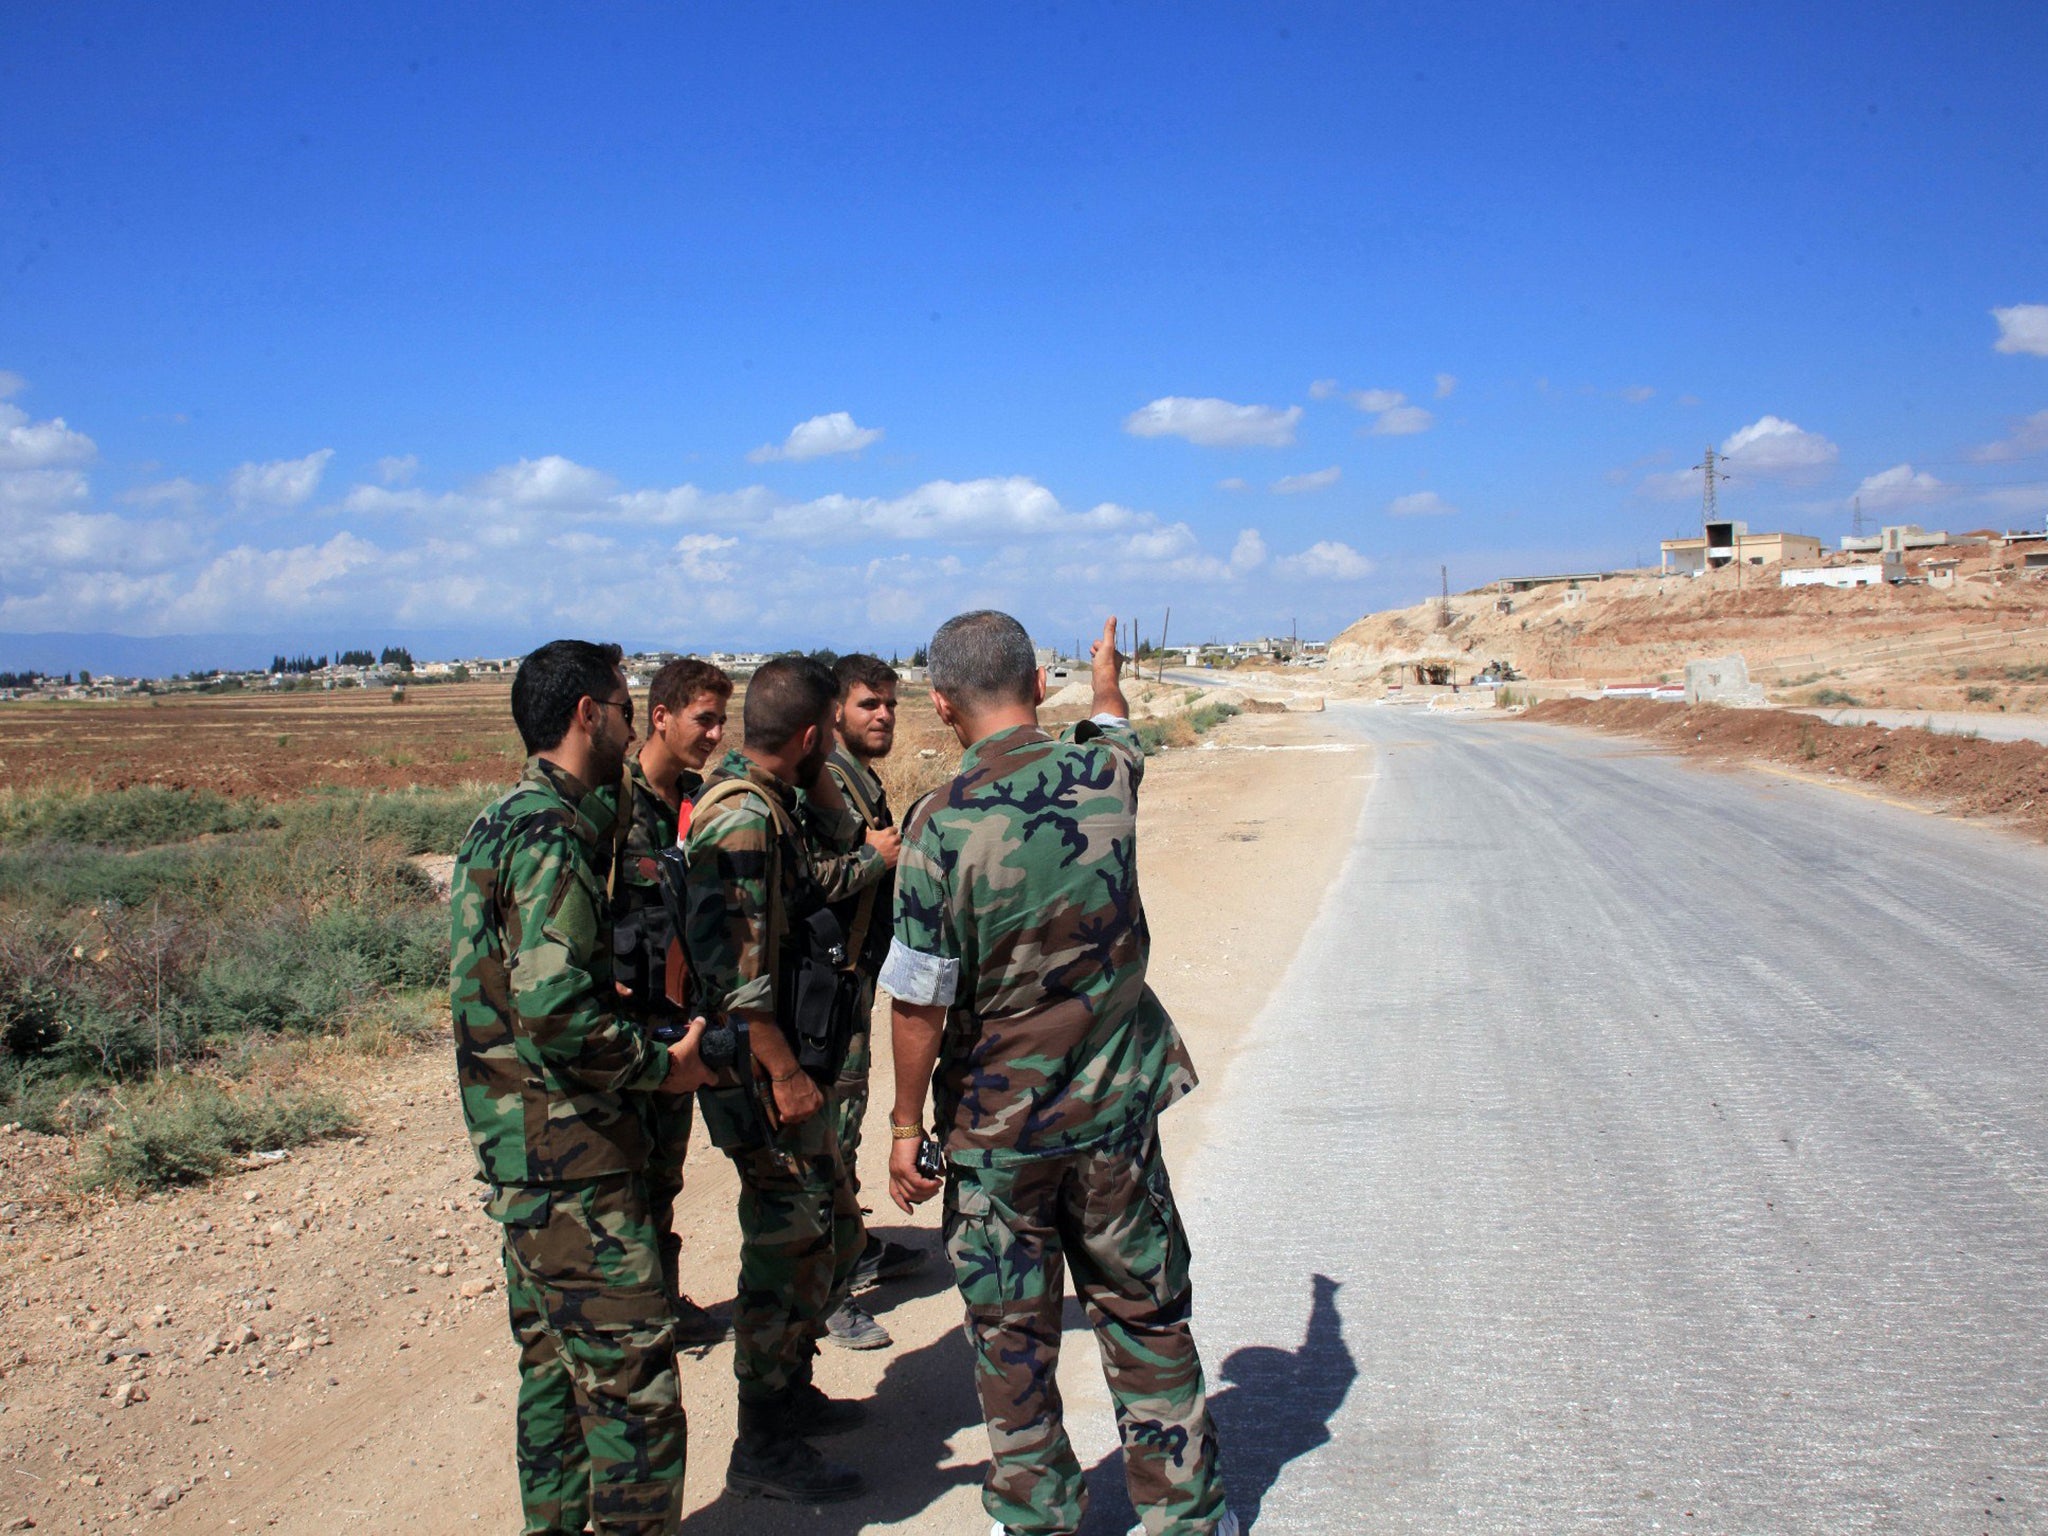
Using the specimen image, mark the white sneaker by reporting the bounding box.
[1126,1512,1241,1536]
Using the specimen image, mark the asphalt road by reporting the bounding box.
[1179,704,2048,1534]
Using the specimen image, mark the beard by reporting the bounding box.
[589,732,628,787]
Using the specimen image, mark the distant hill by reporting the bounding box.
[1328,554,2048,716]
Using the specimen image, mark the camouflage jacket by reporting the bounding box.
[450,757,670,1186]
[679,747,866,1022]
[817,744,893,976]
[603,755,699,1022]
[880,719,1197,1166]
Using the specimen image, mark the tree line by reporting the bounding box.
[268,646,415,674]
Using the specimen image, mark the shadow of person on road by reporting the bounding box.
[677,1318,986,1534]
[1075,1273,1356,1533]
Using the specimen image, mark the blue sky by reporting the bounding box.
[4,2,2045,670]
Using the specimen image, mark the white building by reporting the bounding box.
[1782,565,1884,589]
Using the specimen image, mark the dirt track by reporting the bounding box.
[0,706,1368,1534]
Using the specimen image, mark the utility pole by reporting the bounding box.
[1158,607,1171,680]
[1693,445,1733,581]
[1438,565,1452,629]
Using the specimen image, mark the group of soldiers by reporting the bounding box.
[449,612,1236,1536]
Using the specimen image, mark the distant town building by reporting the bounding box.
[1661,520,1823,574]
[1782,565,1885,589]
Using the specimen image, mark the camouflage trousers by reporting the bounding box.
[944,1135,1227,1536]
[646,1092,695,1309]
[825,1012,872,1309]
[725,1102,862,1404]
[492,1175,687,1536]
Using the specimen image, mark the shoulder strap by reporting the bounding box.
[832,753,890,829]
[606,761,634,903]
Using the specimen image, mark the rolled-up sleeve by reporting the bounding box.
[878,939,958,1006]
[887,811,961,1006]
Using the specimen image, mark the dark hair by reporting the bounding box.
[649,658,732,716]
[927,610,1036,711]
[511,640,624,755]
[832,653,898,700]
[742,656,839,751]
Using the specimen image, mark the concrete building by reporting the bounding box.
[1782,565,1885,589]
[1661,521,1824,574]
[1839,524,1951,555]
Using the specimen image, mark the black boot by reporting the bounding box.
[786,1377,866,1437]
[726,1394,864,1503]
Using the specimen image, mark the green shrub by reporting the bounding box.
[1188,701,1241,734]
[1812,688,1863,706]
[182,901,447,1038]
[1965,685,1997,704]
[78,1077,354,1190]
[0,786,269,849]
[277,786,494,855]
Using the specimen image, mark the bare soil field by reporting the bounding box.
[0,685,528,799]
[0,704,1369,1535]
[1527,696,2048,842]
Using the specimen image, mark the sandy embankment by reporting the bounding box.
[0,707,1368,1535]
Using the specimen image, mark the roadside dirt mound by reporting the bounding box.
[1528,698,2048,840]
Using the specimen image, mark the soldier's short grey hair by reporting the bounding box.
[928,610,1036,711]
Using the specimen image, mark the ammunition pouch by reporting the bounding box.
[782,902,860,1081]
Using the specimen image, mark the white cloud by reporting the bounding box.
[227,448,334,510]
[1434,373,1458,400]
[0,371,26,399]
[1119,524,1201,563]
[1387,490,1457,517]
[1271,466,1341,494]
[1635,468,1702,501]
[1122,396,1301,448]
[0,402,98,470]
[9,509,195,574]
[1217,476,1250,492]
[1620,385,1656,403]
[748,411,884,463]
[548,531,617,557]
[1370,405,1435,436]
[1971,409,2048,463]
[1347,390,1433,436]
[1349,389,1405,413]
[1720,416,1838,477]
[1230,529,1269,572]
[1308,379,1341,401]
[1851,464,1949,510]
[475,455,618,508]
[0,467,91,512]
[1992,304,2048,357]
[675,532,740,582]
[1275,540,1373,580]
[119,477,207,511]
[377,454,421,485]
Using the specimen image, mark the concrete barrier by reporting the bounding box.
[1684,654,1768,707]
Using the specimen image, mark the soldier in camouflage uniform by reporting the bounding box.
[607,657,734,1346]
[809,654,929,1351]
[884,614,1236,1536]
[680,656,878,1504]
[450,639,712,1536]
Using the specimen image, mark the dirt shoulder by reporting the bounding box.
[1525,697,2048,841]
[0,705,1367,1535]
